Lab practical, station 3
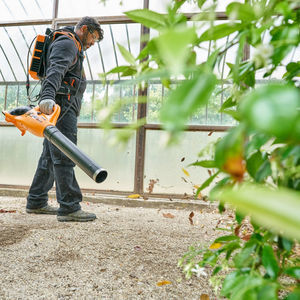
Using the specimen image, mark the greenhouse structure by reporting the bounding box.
[0,0,297,197]
[1,1,300,299]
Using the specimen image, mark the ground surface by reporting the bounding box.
[0,196,225,300]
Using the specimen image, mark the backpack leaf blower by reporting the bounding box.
[2,105,108,183]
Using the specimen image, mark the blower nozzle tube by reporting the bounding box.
[44,126,107,183]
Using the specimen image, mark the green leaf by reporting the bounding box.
[214,125,245,172]
[233,32,247,84]
[214,235,240,243]
[257,283,278,300]
[189,160,216,168]
[225,241,241,260]
[226,2,257,22]
[117,43,136,66]
[230,275,264,300]
[255,159,271,183]
[235,211,245,224]
[283,62,300,81]
[160,69,216,132]
[222,272,264,299]
[233,242,256,268]
[240,84,300,141]
[212,265,222,276]
[262,244,279,279]
[121,67,137,77]
[221,271,241,297]
[222,109,240,121]
[285,289,300,300]
[212,183,300,241]
[106,65,134,75]
[125,9,166,30]
[196,171,220,194]
[220,97,236,111]
[199,23,243,42]
[284,267,300,280]
[278,236,294,252]
[245,133,270,158]
[246,151,265,180]
[197,0,206,9]
[154,26,197,74]
[271,25,299,65]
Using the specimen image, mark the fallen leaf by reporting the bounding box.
[157,280,172,286]
[234,225,241,236]
[200,294,210,300]
[147,179,158,194]
[208,169,212,176]
[182,168,190,177]
[208,131,214,136]
[181,157,185,162]
[128,194,141,199]
[163,213,175,219]
[0,209,16,213]
[209,242,223,250]
[189,212,194,225]
[242,234,252,241]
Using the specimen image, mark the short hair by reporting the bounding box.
[76,16,104,41]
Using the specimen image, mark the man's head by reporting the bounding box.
[75,16,104,51]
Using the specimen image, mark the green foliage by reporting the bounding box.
[101,0,300,298]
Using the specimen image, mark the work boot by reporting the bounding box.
[26,204,58,215]
[57,210,97,222]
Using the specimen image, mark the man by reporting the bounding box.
[26,17,104,222]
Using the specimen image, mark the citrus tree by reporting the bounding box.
[101,0,300,298]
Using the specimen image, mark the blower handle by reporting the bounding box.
[2,104,61,137]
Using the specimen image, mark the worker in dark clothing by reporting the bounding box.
[26,17,104,222]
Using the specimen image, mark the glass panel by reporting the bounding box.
[0,0,53,21]
[76,128,136,191]
[146,82,235,126]
[0,126,43,185]
[144,130,225,195]
[79,83,94,122]
[58,0,144,18]
[147,82,164,124]
[6,85,18,111]
[0,127,136,192]
[97,24,141,80]
[0,85,6,121]
[0,25,50,82]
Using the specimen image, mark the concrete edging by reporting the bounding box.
[0,188,216,211]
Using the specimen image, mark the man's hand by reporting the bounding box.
[39,99,55,115]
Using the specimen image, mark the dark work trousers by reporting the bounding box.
[26,104,82,215]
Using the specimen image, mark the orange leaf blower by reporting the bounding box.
[2,105,108,183]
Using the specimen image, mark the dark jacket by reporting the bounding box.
[40,26,87,115]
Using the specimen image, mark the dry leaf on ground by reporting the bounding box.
[0,209,16,213]
[189,212,194,225]
[163,213,175,219]
[156,280,172,286]
[127,194,141,199]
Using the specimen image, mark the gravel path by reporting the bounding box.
[0,196,223,300]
